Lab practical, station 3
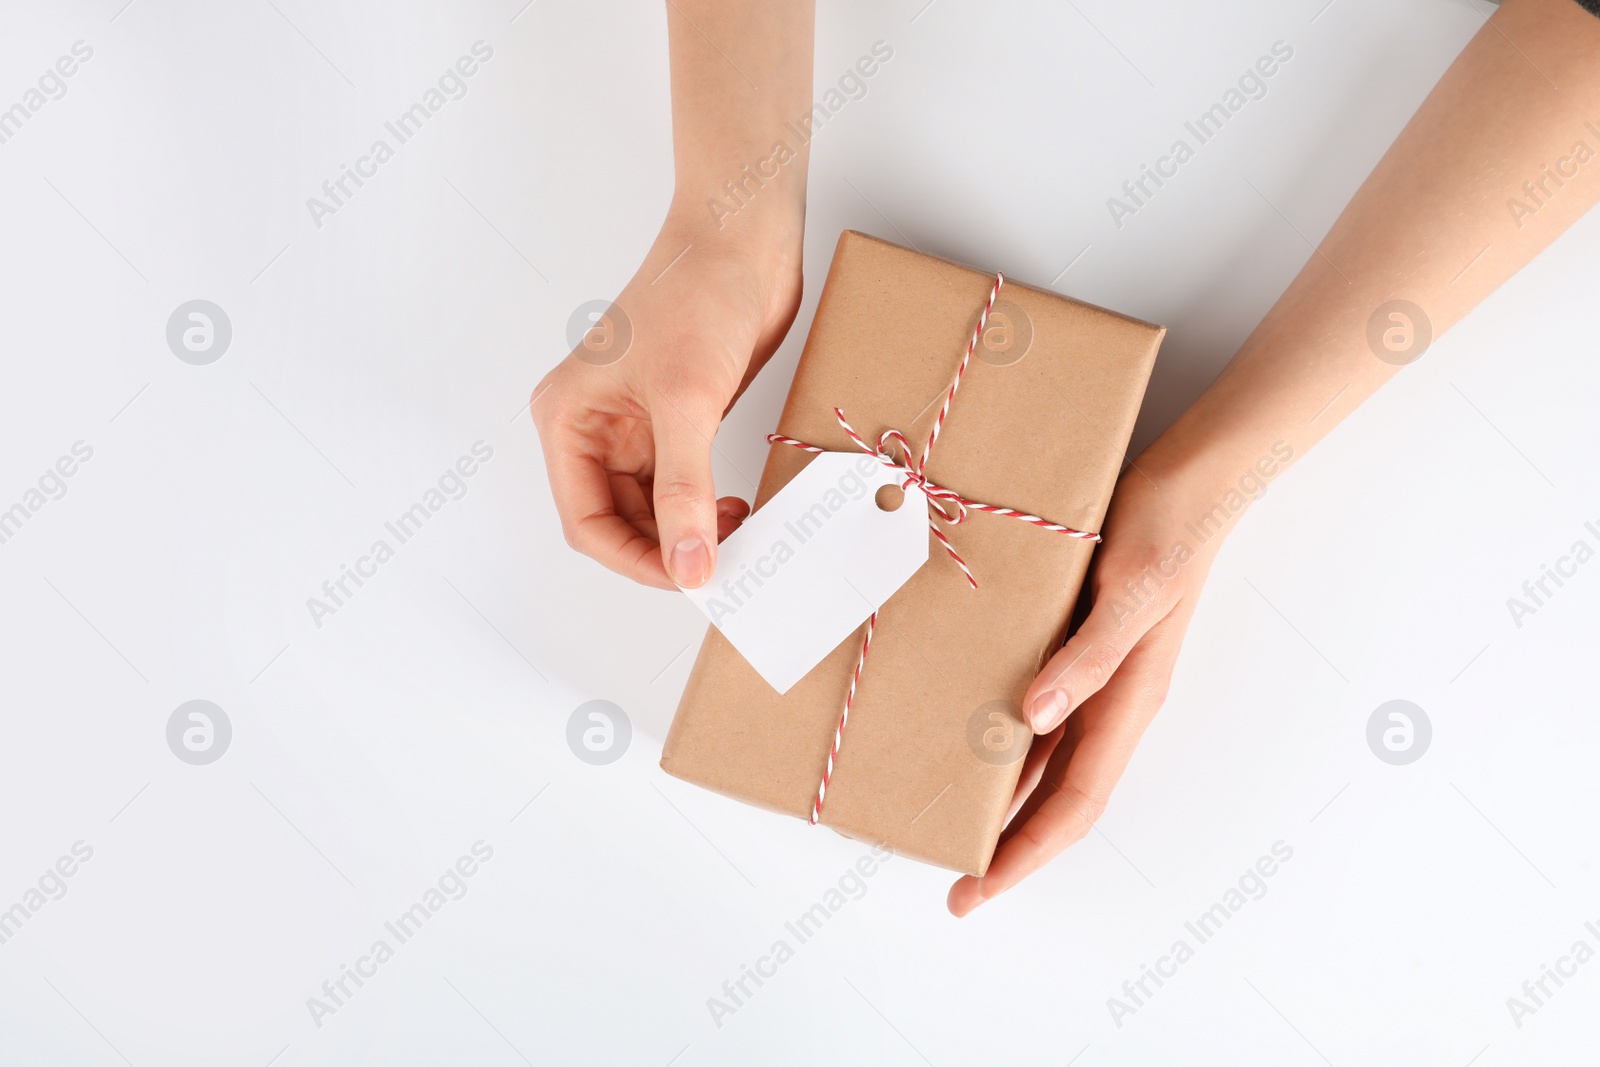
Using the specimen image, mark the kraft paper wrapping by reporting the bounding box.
[661,230,1164,875]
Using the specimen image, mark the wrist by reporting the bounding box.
[1130,416,1300,559]
[669,169,804,253]
[652,191,803,303]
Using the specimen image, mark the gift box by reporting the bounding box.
[660,230,1164,875]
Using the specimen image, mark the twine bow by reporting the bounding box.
[770,405,1098,590]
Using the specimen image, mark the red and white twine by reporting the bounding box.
[764,272,1103,825]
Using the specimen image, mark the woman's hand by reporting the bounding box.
[951,0,1600,914]
[531,207,803,590]
[949,463,1217,916]
[533,0,815,589]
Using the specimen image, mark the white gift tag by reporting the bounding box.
[680,451,930,694]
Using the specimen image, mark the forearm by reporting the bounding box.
[663,0,815,243]
[1143,0,1600,529]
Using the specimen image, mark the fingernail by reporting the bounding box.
[670,537,710,587]
[948,879,984,918]
[1028,688,1071,733]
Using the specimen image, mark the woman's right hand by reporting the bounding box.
[531,205,804,590]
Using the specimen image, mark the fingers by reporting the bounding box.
[716,496,750,543]
[538,436,744,588]
[537,428,674,590]
[948,612,1187,917]
[648,383,725,588]
[948,695,1140,918]
[611,473,659,542]
[947,715,1130,917]
[1023,574,1176,735]
[1006,722,1066,823]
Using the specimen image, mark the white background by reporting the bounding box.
[1,0,1597,1064]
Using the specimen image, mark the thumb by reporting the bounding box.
[649,384,723,588]
[1023,576,1172,734]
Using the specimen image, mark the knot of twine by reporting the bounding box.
[769,405,1099,589]
[762,272,1100,824]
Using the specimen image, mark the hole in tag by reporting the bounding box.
[874,484,905,512]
